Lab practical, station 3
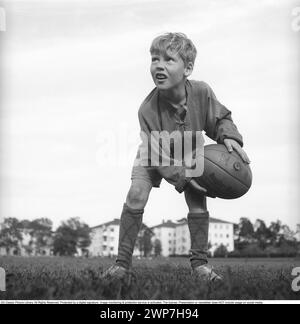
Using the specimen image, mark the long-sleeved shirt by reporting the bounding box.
[134,80,243,193]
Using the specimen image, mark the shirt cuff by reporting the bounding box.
[219,134,244,148]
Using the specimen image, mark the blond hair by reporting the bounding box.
[150,32,197,66]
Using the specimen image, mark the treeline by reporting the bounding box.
[0,217,91,257]
[1,216,299,258]
[214,218,300,258]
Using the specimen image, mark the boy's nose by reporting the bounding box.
[155,61,165,70]
[156,64,164,70]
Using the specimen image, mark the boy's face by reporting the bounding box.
[150,50,193,91]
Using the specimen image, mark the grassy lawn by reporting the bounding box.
[0,256,299,300]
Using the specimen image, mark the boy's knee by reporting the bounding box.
[184,190,207,213]
[126,182,151,209]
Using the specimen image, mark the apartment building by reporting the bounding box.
[89,219,153,257]
[151,221,177,257]
[152,217,234,257]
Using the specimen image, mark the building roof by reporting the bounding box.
[152,217,233,230]
[92,216,233,231]
[151,220,177,229]
[91,219,153,233]
[91,219,120,229]
[209,217,233,224]
[176,217,233,225]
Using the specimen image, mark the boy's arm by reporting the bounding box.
[137,110,192,193]
[204,84,244,147]
[203,84,250,164]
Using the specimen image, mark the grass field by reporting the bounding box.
[0,257,299,300]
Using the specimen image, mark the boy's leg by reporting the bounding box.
[115,178,153,270]
[184,186,209,269]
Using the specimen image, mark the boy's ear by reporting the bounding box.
[184,62,194,77]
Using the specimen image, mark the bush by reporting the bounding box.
[265,243,298,258]
[214,245,228,258]
[229,242,299,258]
[242,244,266,257]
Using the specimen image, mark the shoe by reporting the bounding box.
[192,264,223,282]
[101,265,129,281]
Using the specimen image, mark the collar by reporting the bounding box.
[158,81,189,111]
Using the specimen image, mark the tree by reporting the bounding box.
[77,223,91,256]
[254,219,271,250]
[0,218,23,255]
[138,228,153,257]
[235,218,255,251]
[53,218,91,256]
[214,244,228,258]
[239,218,255,239]
[280,225,296,243]
[269,221,282,246]
[154,239,162,257]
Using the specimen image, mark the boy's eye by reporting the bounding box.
[166,57,175,62]
[151,57,159,62]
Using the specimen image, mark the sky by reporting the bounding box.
[0,0,299,231]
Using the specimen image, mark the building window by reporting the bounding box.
[111,228,114,232]
[226,234,229,238]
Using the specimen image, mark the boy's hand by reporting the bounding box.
[224,139,251,164]
[187,179,216,198]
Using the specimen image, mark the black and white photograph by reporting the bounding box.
[0,0,300,306]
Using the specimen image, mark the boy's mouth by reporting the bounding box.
[156,73,168,80]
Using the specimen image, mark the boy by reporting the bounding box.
[103,33,250,282]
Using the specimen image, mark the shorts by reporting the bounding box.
[131,166,163,188]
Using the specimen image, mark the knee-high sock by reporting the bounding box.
[187,211,209,269]
[116,203,144,269]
